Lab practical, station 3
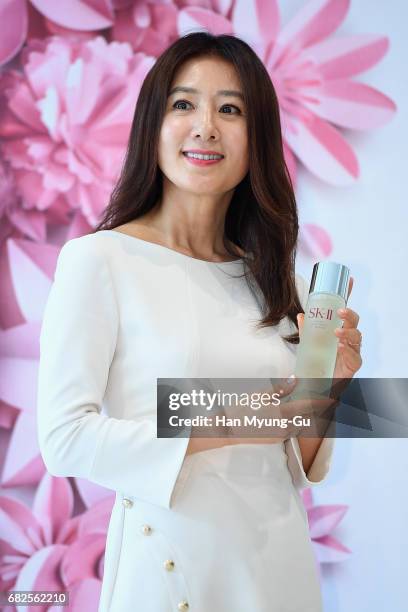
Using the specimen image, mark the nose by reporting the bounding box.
[192,106,219,142]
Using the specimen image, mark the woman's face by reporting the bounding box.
[158,56,249,196]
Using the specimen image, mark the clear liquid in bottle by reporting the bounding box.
[294,261,350,398]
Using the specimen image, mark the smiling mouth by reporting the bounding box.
[181,152,225,160]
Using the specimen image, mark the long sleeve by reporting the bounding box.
[36,237,190,509]
[284,423,336,489]
[283,273,336,489]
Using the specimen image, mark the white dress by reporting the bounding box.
[37,230,335,612]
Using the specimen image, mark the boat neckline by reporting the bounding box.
[102,229,244,264]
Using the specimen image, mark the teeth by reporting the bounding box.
[184,152,223,160]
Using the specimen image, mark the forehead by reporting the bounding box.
[170,56,242,90]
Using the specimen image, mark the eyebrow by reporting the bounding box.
[168,86,244,102]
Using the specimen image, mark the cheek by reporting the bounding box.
[228,133,249,170]
[158,120,187,163]
[160,116,186,144]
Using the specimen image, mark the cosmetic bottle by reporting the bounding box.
[295,261,350,384]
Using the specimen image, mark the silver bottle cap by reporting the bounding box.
[309,261,350,301]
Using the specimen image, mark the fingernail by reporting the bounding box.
[338,308,346,315]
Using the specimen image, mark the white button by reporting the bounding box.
[141,524,153,535]
[122,497,133,509]
[178,602,189,611]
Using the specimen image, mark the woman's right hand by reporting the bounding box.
[185,378,339,454]
[221,377,339,444]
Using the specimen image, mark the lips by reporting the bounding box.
[182,151,224,157]
[182,152,224,166]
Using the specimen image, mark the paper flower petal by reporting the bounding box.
[31,0,114,31]
[313,534,351,563]
[178,7,234,36]
[299,223,333,259]
[285,115,359,185]
[306,34,389,79]
[232,0,280,47]
[270,0,350,66]
[301,80,397,130]
[0,0,28,67]
[308,504,349,538]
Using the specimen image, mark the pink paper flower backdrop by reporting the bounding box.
[0,0,395,608]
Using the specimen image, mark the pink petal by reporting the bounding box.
[32,473,74,545]
[11,237,60,282]
[302,80,396,130]
[24,38,73,100]
[232,0,280,49]
[0,242,25,328]
[133,2,150,28]
[57,514,81,546]
[283,141,297,187]
[306,34,389,79]
[66,209,94,240]
[42,18,97,42]
[7,207,47,242]
[2,79,45,134]
[0,0,28,66]
[313,534,351,563]
[0,323,41,359]
[0,404,19,429]
[216,0,235,13]
[0,495,39,556]
[0,357,39,410]
[26,1,49,39]
[76,478,114,508]
[112,0,133,7]
[308,504,348,538]
[61,533,105,584]
[66,577,101,612]
[299,223,332,259]
[178,7,234,36]
[64,58,104,127]
[31,0,114,31]
[150,2,179,34]
[111,8,145,49]
[77,496,114,536]
[270,0,350,67]
[2,411,44,487]
[284,115,359,185]
[14,544,66,607]
[301,488,314,510]
[7,238,54,321]
[117,19,171,58]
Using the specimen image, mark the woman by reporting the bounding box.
[37,32,362,611]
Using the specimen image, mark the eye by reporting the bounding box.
[172,100,241,114]
[219,105,241,114]
[172,100,193,111]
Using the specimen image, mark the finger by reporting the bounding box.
[273,375,298,399]
[334,327,362,352]
[338,307,360,329]
[336,342,363,369]
[347,277,353,299]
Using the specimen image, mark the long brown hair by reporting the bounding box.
[93,31,303,344]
